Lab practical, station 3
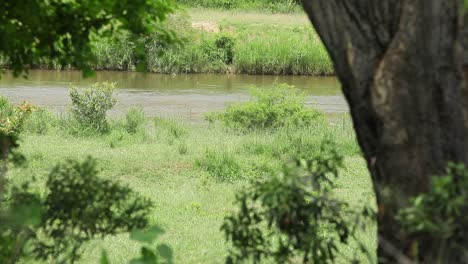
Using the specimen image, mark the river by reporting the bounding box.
[0,70,347,122]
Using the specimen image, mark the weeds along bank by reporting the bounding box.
[175,0,302,13]
[1,83,373,262]
[0,10,333,76]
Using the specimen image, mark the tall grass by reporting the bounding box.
[175,0,301,13]
[91,25,332,76]
[1,13,333,76]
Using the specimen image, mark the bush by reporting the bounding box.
[207,84,324,132]
[0,157,153,263]
[42,157,152,262]
[0,97,35,137]
[397,163,468,262]
[126,107,146,134]
[222,141,373,263]
[201,33,235,65]
[195,149,242,182]
[69,82,117,133]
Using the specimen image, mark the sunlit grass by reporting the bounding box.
[8,110,374,263]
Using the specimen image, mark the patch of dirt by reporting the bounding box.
[191,21,220,33]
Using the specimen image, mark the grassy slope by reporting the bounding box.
[9,115,375,263]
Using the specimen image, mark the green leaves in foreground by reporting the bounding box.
[101,226,173,264]
[397,163,468,262]
[0,0,175,77]
[1,156,154,264]
[222,141,373,264]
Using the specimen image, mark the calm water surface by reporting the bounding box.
[0,70,347,122]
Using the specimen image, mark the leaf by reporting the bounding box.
[100,250,110,264]
[157,244,173,264]
[131,226,165,243]
[130,247,158,264]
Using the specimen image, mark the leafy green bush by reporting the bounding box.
[0,157,153,264]
[222,141,372,263]
[397,163,468,262]
[126,107,146,134]
[207,84,324,132]
[0,98,35,137]
[201,33,235,65]
[195,149,242,182]
[69,82,117,133]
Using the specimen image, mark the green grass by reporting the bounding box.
[175,0,302,13]
[7,107,375,263]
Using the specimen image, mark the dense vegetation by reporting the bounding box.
[0,7,333,76]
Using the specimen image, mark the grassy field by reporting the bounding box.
[7,106,375,263]
[0,8,333,76]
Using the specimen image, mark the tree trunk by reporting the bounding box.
[301,0,468,262]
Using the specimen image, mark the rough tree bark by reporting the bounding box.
[301,0,468,262]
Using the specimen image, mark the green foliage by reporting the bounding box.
[128,226,174,264]
[397,163,468,262]
[126,107,147,134]
[201,33,236,65]
[222,141,372,263]
[0,183,43,263]
[0,0,175,77]
[35,157,153,263]
[0,98,35,137]
[195,149,243,182]
[1,157,153,264]
[69,82,117,133]
[207,84,324,132]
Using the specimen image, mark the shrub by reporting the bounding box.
[37,157,152,263]
[222,141,373,263]
[0,97,35,137]
[0,157,153,263]
[397,163,468,262]
[207,84,324,132]
[195,149,242,182]
[201,33,235,65]
[126,107,146,134]
[69,82,117,133]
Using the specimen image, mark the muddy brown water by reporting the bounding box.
[0,70,347,123]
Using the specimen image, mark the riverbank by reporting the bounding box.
[0,8,333,76]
